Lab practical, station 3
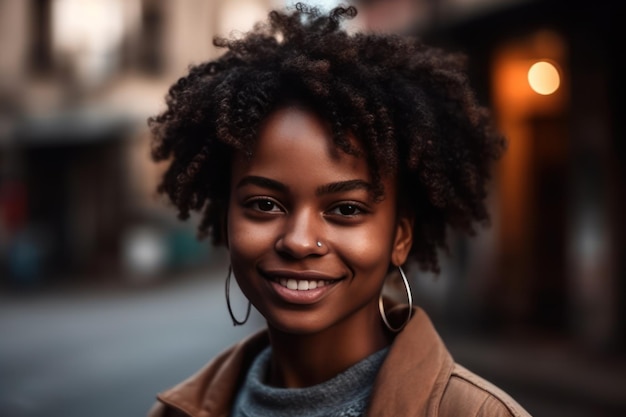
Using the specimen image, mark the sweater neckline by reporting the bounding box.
[232,346,389,417]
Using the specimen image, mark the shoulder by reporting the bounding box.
[438,364,532,417]
[147,401,187,417]
[147,330,270,417]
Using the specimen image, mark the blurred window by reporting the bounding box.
[50,0,141,87]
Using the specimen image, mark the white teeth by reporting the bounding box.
[277,279,329,290]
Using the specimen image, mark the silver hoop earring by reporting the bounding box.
[225,266,251,326]
[378,266,413,333]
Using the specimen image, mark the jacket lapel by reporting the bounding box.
[157,330,269,417]
[367,307,454,417]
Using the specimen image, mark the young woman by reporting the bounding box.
[147,4,531,417]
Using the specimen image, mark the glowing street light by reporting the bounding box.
[528,61,560,95]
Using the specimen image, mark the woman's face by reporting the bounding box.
[227,106,412,335]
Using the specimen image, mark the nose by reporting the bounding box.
[275,208,326,258]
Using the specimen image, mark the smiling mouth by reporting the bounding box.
[274,278,333,291]
[260,268,343,291]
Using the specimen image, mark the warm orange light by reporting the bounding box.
[528,61,560,95]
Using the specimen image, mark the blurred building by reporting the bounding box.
[445,0,623,354]
[0,0,623,356]
[0,0,282,286]
[351,0,623,352]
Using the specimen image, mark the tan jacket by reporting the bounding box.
[148,308,532,417]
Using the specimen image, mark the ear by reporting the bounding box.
[391,215,413,267]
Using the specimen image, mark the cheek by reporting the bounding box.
[226,207,274,266]
[332,217,396,276]
[226,210,262,297]
[227,210,252,259]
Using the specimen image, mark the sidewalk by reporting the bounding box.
[2,272,625,417]
[444,333,626,416]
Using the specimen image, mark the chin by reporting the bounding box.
[264,310,333,336]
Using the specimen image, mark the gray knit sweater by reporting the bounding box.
[231,346,389,417]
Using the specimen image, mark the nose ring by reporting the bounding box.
[316,241,323,247]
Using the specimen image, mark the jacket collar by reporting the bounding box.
[157,330,269,417]
[157,307,453,417]
[366,306,454,417]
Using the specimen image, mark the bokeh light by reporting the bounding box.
[528,60,560,95]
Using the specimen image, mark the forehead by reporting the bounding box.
[261,105,358,156]
[229,105,399,208]
[233,106,370,182]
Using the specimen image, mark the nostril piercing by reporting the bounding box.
[316,241,322,247]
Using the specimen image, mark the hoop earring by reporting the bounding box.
[225,266,251,326]
[378,266,413,333]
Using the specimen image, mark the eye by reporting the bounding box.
[328,203,365,217]
[246,198,283,213]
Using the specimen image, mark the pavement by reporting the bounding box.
[1,267,625,417]
[445,330,626,417]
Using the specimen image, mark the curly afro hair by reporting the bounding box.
[148,3,506,273]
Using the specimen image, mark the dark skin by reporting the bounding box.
[227,106,413,388]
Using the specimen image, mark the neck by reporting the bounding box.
[266,302,391,388]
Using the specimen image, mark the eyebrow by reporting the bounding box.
[236,176,372,196]
[316,179,373,196]
[236,176,288,193]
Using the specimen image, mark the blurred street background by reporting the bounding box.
[0,0,624,416]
